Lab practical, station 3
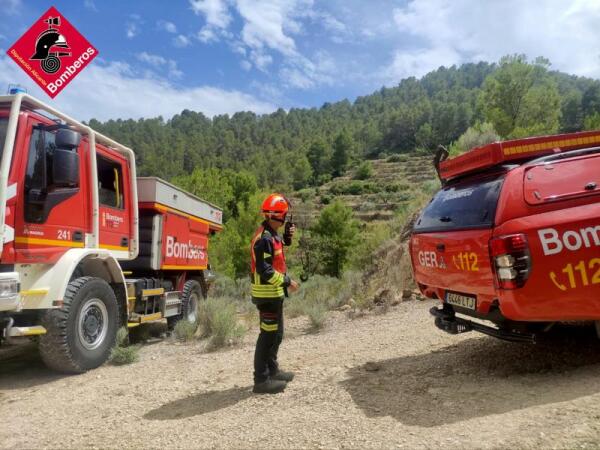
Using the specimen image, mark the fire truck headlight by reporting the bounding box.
[0,278,18,300]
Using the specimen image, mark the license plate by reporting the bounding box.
[445,292,477,310]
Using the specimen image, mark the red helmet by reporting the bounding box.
[261,193,289,221]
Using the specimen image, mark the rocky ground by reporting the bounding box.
[4,299,600,449]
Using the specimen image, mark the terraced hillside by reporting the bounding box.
[291,154,438,227]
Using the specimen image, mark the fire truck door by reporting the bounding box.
[96,152,131,257]
[15,118,90,262]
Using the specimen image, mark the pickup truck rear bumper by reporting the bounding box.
[430,306,536,343]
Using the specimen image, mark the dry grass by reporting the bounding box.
[198,297,246,351]
[173,320,197,342]
[110,327,140,366]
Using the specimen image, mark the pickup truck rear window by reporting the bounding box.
[413,175,504,233]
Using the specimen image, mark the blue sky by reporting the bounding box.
[1,0,600,121]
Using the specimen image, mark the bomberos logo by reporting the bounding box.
[7,6,98,98]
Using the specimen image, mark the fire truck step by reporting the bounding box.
[8,325,47,337]
[138,312,163,323]
[141,288,165,298]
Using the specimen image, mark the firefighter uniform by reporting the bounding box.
[250,221,291,384]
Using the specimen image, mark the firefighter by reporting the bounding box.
[250,193,299,394]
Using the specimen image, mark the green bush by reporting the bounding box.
[198,297,245,351]
[110,327,140,365]
[306,303,327,332]
[353,161,373,180]
[422,179,441,195]
[386,154,408,163]
[384,182,410,192]
[448,122,500,156]
[328,182,345,196]
[286,272,360,316]
[349,223,392,269]
[362,182,380,194]
[297,189,313,202]
[173,320,197,342]
[311,201,360,277]
[320,194,332,205]
[110,345,140,365]
[346,181,364,195]
[210,276,250,300]
[115,326,129,346]
[357,201,377,212]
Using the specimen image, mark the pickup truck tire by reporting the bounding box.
[39,276,119,373]
[167,280,202,331]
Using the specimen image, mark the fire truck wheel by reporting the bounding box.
[39,276,119,373]
[167,280,202,330]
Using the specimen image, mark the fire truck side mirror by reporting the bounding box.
[55,129,81,150]
[53,149,79,187]
[53,129,81,187]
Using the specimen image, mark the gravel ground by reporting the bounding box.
[3,299,600,449]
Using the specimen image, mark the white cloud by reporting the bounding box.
[173,34,192,48]
[197,26,218,43]
[136,52,167,67]
[5,0,21,15]
[189,0,232,29]
[125,15,142,39]
[385,47,461,82]
[230,41,247,56]
[157,20,177,33]
[279,50,336,89]
[135,52,183,79]
[249,50,273,71]
[84,0,98,12]
[321,14,346,34]
[235,0,305,56]
[186,0,352,88]
[240,60,252,71]
[0,55,275,121]
[388,0,600,80]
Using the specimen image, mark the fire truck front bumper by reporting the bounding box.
[0,272,20,312]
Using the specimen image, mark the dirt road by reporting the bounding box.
[3,299,600,449]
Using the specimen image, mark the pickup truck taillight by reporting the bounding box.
[490,234,531,289]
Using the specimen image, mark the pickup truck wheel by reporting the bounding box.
[167,280,202,330]
[39,276,119,373]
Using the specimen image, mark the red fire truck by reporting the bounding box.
[0,93,222,372]
[410,131,600,342]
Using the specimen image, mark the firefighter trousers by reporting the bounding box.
[253,299,284,383]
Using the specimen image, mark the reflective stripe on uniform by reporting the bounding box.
[267,272,285,287]
[251,284,284,298]
[260,322,278,332]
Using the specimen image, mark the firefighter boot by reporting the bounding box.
[271,370,294,382]
[253,378,287,394]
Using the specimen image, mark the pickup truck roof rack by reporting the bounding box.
[439,130,600,181]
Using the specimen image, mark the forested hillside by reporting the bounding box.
[89,55,600,193]
[89,56,600,292]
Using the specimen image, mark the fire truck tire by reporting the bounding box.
[39,276,119,374]
[167,280,202,330]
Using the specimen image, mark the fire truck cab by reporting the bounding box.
[411,131,600,342]
[0,93,222,372]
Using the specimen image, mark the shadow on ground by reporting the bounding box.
[0,344,64,390]
[144,386,253,420]
[341,329,600,427]
[0,323,169,391]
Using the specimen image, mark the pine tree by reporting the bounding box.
[331,132,352,177]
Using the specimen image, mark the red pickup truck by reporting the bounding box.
[410,131,600,342]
